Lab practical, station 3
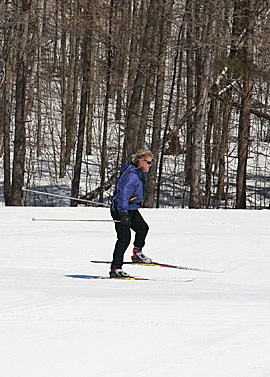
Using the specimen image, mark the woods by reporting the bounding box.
[1,0,270,208]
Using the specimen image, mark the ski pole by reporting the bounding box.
[32,217,119,222]
[22,187,109,207]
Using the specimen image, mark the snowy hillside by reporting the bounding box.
[1,207,270,377]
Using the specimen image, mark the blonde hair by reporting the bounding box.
[132,149,154,165]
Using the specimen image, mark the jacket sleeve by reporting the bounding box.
[115,171,139,212]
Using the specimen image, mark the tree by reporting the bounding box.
[122,0,157,163]
[11,0,32,206]
[144,0,174,208]
[234,0,256,208]
[189,0,213,208]
[71,1,92,206]
[1,1,13,205]
[99,0,114,203]
[1,0,270,209]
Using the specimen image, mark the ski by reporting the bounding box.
[66,274,194,282]
[91,260,224,273]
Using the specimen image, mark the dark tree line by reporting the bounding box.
[1,0,270,208]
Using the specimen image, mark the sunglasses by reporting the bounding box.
[144,160,153,166]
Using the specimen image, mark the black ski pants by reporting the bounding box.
[110,209,149,269]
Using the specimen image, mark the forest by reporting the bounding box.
[1,0,270,209]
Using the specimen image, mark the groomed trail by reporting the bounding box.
[1,207,270,377]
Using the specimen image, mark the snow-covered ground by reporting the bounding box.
[1,207,270,377]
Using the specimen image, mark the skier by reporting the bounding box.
[110,149,154,278]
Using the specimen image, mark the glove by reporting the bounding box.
[119,212,131,226]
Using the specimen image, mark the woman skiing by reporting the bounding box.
[110,149,154,278]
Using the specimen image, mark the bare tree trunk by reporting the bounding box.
[71,29,80,153]
[65,0,78,164]
[99,0,113,203]
[236,82,252,208]
[189,1,212,208]
[36,3,43,158]
[214,93,232,208]
[156,26,182,208]
[86,28,96,156]
[137,61,156,149]
[212,104,234,203]
[125,0,147,119]
[122,0,156,163]
[204,93,216,207]
[11,0,32,206]
[53,0,59,73]
[59,0,67,178]
[235,0,255,208]
[144,0,172,208]
[71,4,91,206]
[1,1,12,205]
[189,59,211,208]
[0,60,3,156]
[184,0,194,186]
[2,70,12,206]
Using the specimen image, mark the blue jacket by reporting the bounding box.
[112,163,147,213]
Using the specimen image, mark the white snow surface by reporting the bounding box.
[1,207,270,377]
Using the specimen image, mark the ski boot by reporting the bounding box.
[109,268,130,278]
[131,248,152,264]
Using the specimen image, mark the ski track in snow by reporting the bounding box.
[1,207,270,377]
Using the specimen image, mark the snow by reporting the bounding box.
[1,207,270,377]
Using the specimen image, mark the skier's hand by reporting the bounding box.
[119,212,131,226]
